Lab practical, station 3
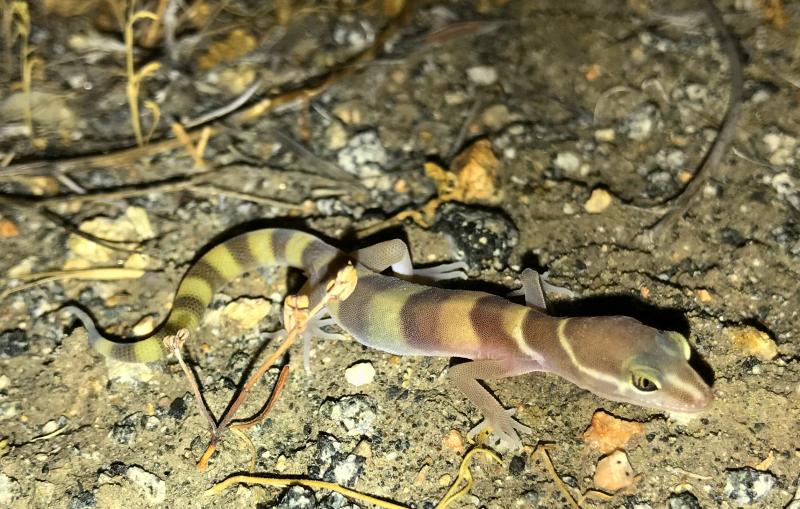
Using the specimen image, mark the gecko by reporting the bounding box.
[64,228,713,448]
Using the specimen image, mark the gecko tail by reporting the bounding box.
[59,304,166,363]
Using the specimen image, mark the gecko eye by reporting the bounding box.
[631,373,659,392]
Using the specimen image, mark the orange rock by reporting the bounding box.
[583,410,644,454]
[442,429,465,453]
[593,450,637,492]
[0,219,19,237]
[450,139,501,203]
[728,327,778,361]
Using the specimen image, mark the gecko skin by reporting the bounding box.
[67,228,713,447]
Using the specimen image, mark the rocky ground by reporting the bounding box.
[0,0,799,508]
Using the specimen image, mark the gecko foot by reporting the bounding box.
[466,408,531,450]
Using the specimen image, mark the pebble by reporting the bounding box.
[481,104,511,129]
[110,415,137,444]
[723,467,776,506]
[466,65,498,85]
[666,491,701,509]
[593,450,636,492]
[553,151,580,174]
[0,329,29,358]
[0,374,10,390]
[325,122,347,150]
[68,488,96,509]
[126,466,166,504]
[337,130,388,180]
[728,327,778,361]
[582,410,644,454]
[0,473,21,505]
[594,128,615,142]
[344,362,375,387]
[622,103,660,141]
[168,396,188,420]
[276,485,316,508]
[0,218,18,237]
[309,433,366,488]
[220,297,272,330]
[584,188,613,214]
[433,202,518,270]
[320,395,377,436]
[762,130,797,166]
[508,454,526,475]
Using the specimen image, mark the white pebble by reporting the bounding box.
[554,151,580,173]
[345,361,376,387]
[466,66,498,85]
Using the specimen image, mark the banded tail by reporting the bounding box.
[64,229,343,362]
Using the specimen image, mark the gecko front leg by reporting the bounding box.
[448,358,541,449]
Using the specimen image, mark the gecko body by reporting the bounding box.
[67,228,713,447]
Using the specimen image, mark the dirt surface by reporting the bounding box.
[1,1,799,508]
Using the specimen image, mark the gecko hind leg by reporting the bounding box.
[508,268,575,311]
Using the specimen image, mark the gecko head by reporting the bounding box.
[556,316,713,413]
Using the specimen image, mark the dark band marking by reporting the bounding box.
[172,294,206,320]
[185,259,226,291]
[469,295,518,352]
[225,234,257,271]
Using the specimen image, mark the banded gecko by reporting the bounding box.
[66,228,713,447]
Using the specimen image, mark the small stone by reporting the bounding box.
[438,474,452,487]
[332,102,363,126]
[728,327,778,361]
[0,374,10,390]
[695,289,713,303]
[325,122,348,150]
[110,415,137,444]
[584,188,613,214]
[337,130,387,181]
[509,454,526,475]
[67,487,96,509]
[168,396,188,420]
[276,485,316,509]
[320,394,377,436]
[623,103,660,141]
[583,410,644,454]
[0,329,29,358]
[481,104,511,129]
[126,466,166,504]
[593,450,636,492]
[762,130,797,165]
[553,151,580,174]
[344,361,375,387]
[594,128,616,142]
[466,65,498,85]
[667,491,701,509]
[0,473,21,505]
[450,138,501,203]
[0,219,18,237]
[441,430,465,453]
[217,297,272,330]
[724,467,776,506]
